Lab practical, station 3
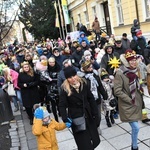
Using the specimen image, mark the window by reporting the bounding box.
[84,11,89,28]
[144,0,150,18]
[71,17,75,31]
[84,11,89,22]
[78,14,81,23]
[116,0,124,24]
[92,6,96,17]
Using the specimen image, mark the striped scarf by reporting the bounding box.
[120,65,143,105]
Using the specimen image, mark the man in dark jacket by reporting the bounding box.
[136,30,147,56]
[70,44,84,68]
[52,47,66,69]
[131,19,140,40]
[114,38,126,56]
[121,33,130,50]
[144,40,150,65]
[101,43,120,75]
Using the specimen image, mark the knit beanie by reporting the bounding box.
[43,109,50,119]
[52,47,60,53]
[136,30,142,36]
[64,66,77,79]
[125,49,137,62]
[84,50,91,57]
[63,59,71,66]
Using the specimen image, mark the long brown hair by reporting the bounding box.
[21,61,34,77]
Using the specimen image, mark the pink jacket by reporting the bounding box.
[10,69,20,90]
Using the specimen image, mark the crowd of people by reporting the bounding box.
[0,19,150,150]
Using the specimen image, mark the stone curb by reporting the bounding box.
[9,114,29,150]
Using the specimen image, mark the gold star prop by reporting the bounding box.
[108,56,121,69]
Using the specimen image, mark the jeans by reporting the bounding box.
[133,36,138,41]
[129,121,139,149]
[95,33,101,41]
[12,90,23,108]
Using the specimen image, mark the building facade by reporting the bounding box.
[67,0,150,40]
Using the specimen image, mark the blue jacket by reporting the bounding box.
[78,32,90,45]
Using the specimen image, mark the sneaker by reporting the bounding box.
[14,107,19,112]
[20,106,25,111]
[22,107,25,111]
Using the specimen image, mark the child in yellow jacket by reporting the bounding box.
[32,105,72,150]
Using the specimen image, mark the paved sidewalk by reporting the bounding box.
[11,86,150,150]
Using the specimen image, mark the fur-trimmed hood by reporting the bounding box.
[120,54,130,68]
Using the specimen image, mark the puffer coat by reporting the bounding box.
[32,118,66,150]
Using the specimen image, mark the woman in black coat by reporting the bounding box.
[59,66,100,150]
[81,60,108,129]
[18,61,41,125]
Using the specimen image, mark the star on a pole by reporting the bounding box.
[108,56,121,69]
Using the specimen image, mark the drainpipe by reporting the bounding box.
[135,0,140,25]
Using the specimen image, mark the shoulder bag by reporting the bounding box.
[72,99,86,133]
[7,82,16,96]
[72,115,86,133]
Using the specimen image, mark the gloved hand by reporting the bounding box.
[65,118,72,128]
[65,122,72,128]
[34,107,43,119]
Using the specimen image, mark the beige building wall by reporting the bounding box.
[109,0,150,40]
[68,0,150,40]
[68,0,100,30]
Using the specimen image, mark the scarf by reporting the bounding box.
[120,65,143,105]
[71,81,80,93]
[85,73,99,100]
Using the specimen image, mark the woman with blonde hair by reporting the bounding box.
[59,66,100,150]
[18,61,41,125]
[3,67,23,112]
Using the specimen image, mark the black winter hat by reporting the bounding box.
[64,66,77,79]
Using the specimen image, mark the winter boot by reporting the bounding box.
[110,114,115,124]
[105,117,111,127]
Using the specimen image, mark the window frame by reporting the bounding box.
[77,14,81,23]
[115,0,124,25]
[92,6,96,18]
[144,0,150,19]
[84,11,89,28]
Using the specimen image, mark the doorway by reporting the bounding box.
[103,1,112,36]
